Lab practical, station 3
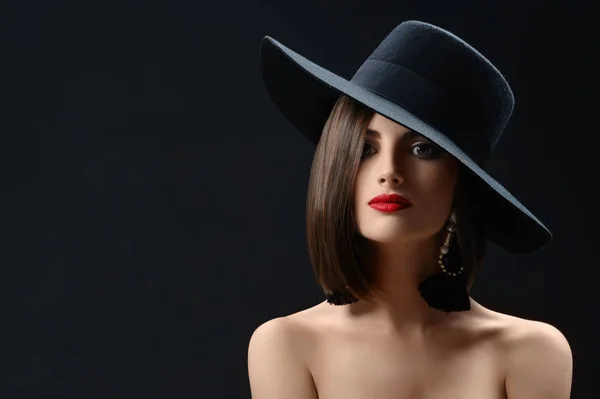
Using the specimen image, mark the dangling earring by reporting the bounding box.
[325,288,358,305]
[418,216,471,312]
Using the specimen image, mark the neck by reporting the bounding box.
[344,233,452,335]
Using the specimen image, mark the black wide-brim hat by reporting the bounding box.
[258,20,552,254]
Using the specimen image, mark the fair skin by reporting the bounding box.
[350,112,459,336]
[248,113,572,399]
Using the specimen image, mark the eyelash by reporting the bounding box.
[360,142,441,160]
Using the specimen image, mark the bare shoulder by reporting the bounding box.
[475,305,571,354]
[248,315,310,363]
[247,309,321,399]
[248,301,329,360]
[248,303,331,361]
[506,315,569,348]
[482,307,571,354]
[477,305,573,398]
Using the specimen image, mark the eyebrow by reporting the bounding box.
[366,128,423,140]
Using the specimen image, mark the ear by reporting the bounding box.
[449,208,458,224]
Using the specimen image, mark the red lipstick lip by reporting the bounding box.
[369,203,409,212]
[368,193,412,206]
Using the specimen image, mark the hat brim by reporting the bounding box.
[259,36,552,254]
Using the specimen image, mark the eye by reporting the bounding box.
[360,142,377,159]
[411,143,441,159]
[359,141,442,160]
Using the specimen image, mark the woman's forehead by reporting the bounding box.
[367,113,421,138]
[366,128,422,141]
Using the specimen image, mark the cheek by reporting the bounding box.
[353,169,370,209]
[353,172,364,203]
[416,161,457,200]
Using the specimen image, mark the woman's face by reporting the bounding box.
[354,113,458,245]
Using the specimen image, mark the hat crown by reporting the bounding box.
[351,21,514,161]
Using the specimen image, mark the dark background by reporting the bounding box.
[4,0,598,397]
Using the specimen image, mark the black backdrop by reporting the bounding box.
[6,0,599,397]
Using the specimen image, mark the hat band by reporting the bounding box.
[350,59,491,165]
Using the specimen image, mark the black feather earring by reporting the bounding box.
[418,217,471,312]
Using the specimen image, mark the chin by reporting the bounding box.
[359,226,415,243]
[358,221,441,244]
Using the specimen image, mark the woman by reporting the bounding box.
[248,20,572,398]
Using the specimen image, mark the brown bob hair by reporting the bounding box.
[306,95,487,303]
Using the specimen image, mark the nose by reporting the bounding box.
[377,154,405,186]
[378,172,404,186]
